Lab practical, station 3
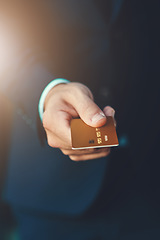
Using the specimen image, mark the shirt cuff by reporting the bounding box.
[38,78,70,121]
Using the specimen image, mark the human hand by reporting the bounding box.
[43,82,115,161]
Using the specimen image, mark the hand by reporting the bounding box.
[43,82,115,161]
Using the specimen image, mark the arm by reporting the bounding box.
[1,2,116,161]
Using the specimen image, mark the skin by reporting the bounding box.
[43,82,115,161]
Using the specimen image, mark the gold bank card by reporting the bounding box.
[71,116,119,150]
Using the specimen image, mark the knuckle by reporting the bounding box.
[69,155,81,161]
[68,83,91,99]
[42,112,51,130]
[61,149,69,155]
[47,138,59,148]
[68,85,82,97]
[42,112,57,132]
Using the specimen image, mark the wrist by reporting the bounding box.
[38,78,70,121]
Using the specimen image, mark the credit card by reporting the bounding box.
[71,116,119,149]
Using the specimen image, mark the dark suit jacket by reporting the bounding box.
[0,0,160,217]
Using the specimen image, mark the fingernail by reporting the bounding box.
[91,112,106,123]
[104,108,115,118]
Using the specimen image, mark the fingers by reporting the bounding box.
[61,147,104,155]
[43,92,78,148]
[44,106,81,149]
[45,128,71,149]
[69,148,110,161]
[60,147,110,161]
[65,83,107,128]
[103,106,115,117]
[73,97,107,128]
[103,106,116,126]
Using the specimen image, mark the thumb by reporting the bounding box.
[72,94,107,127]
